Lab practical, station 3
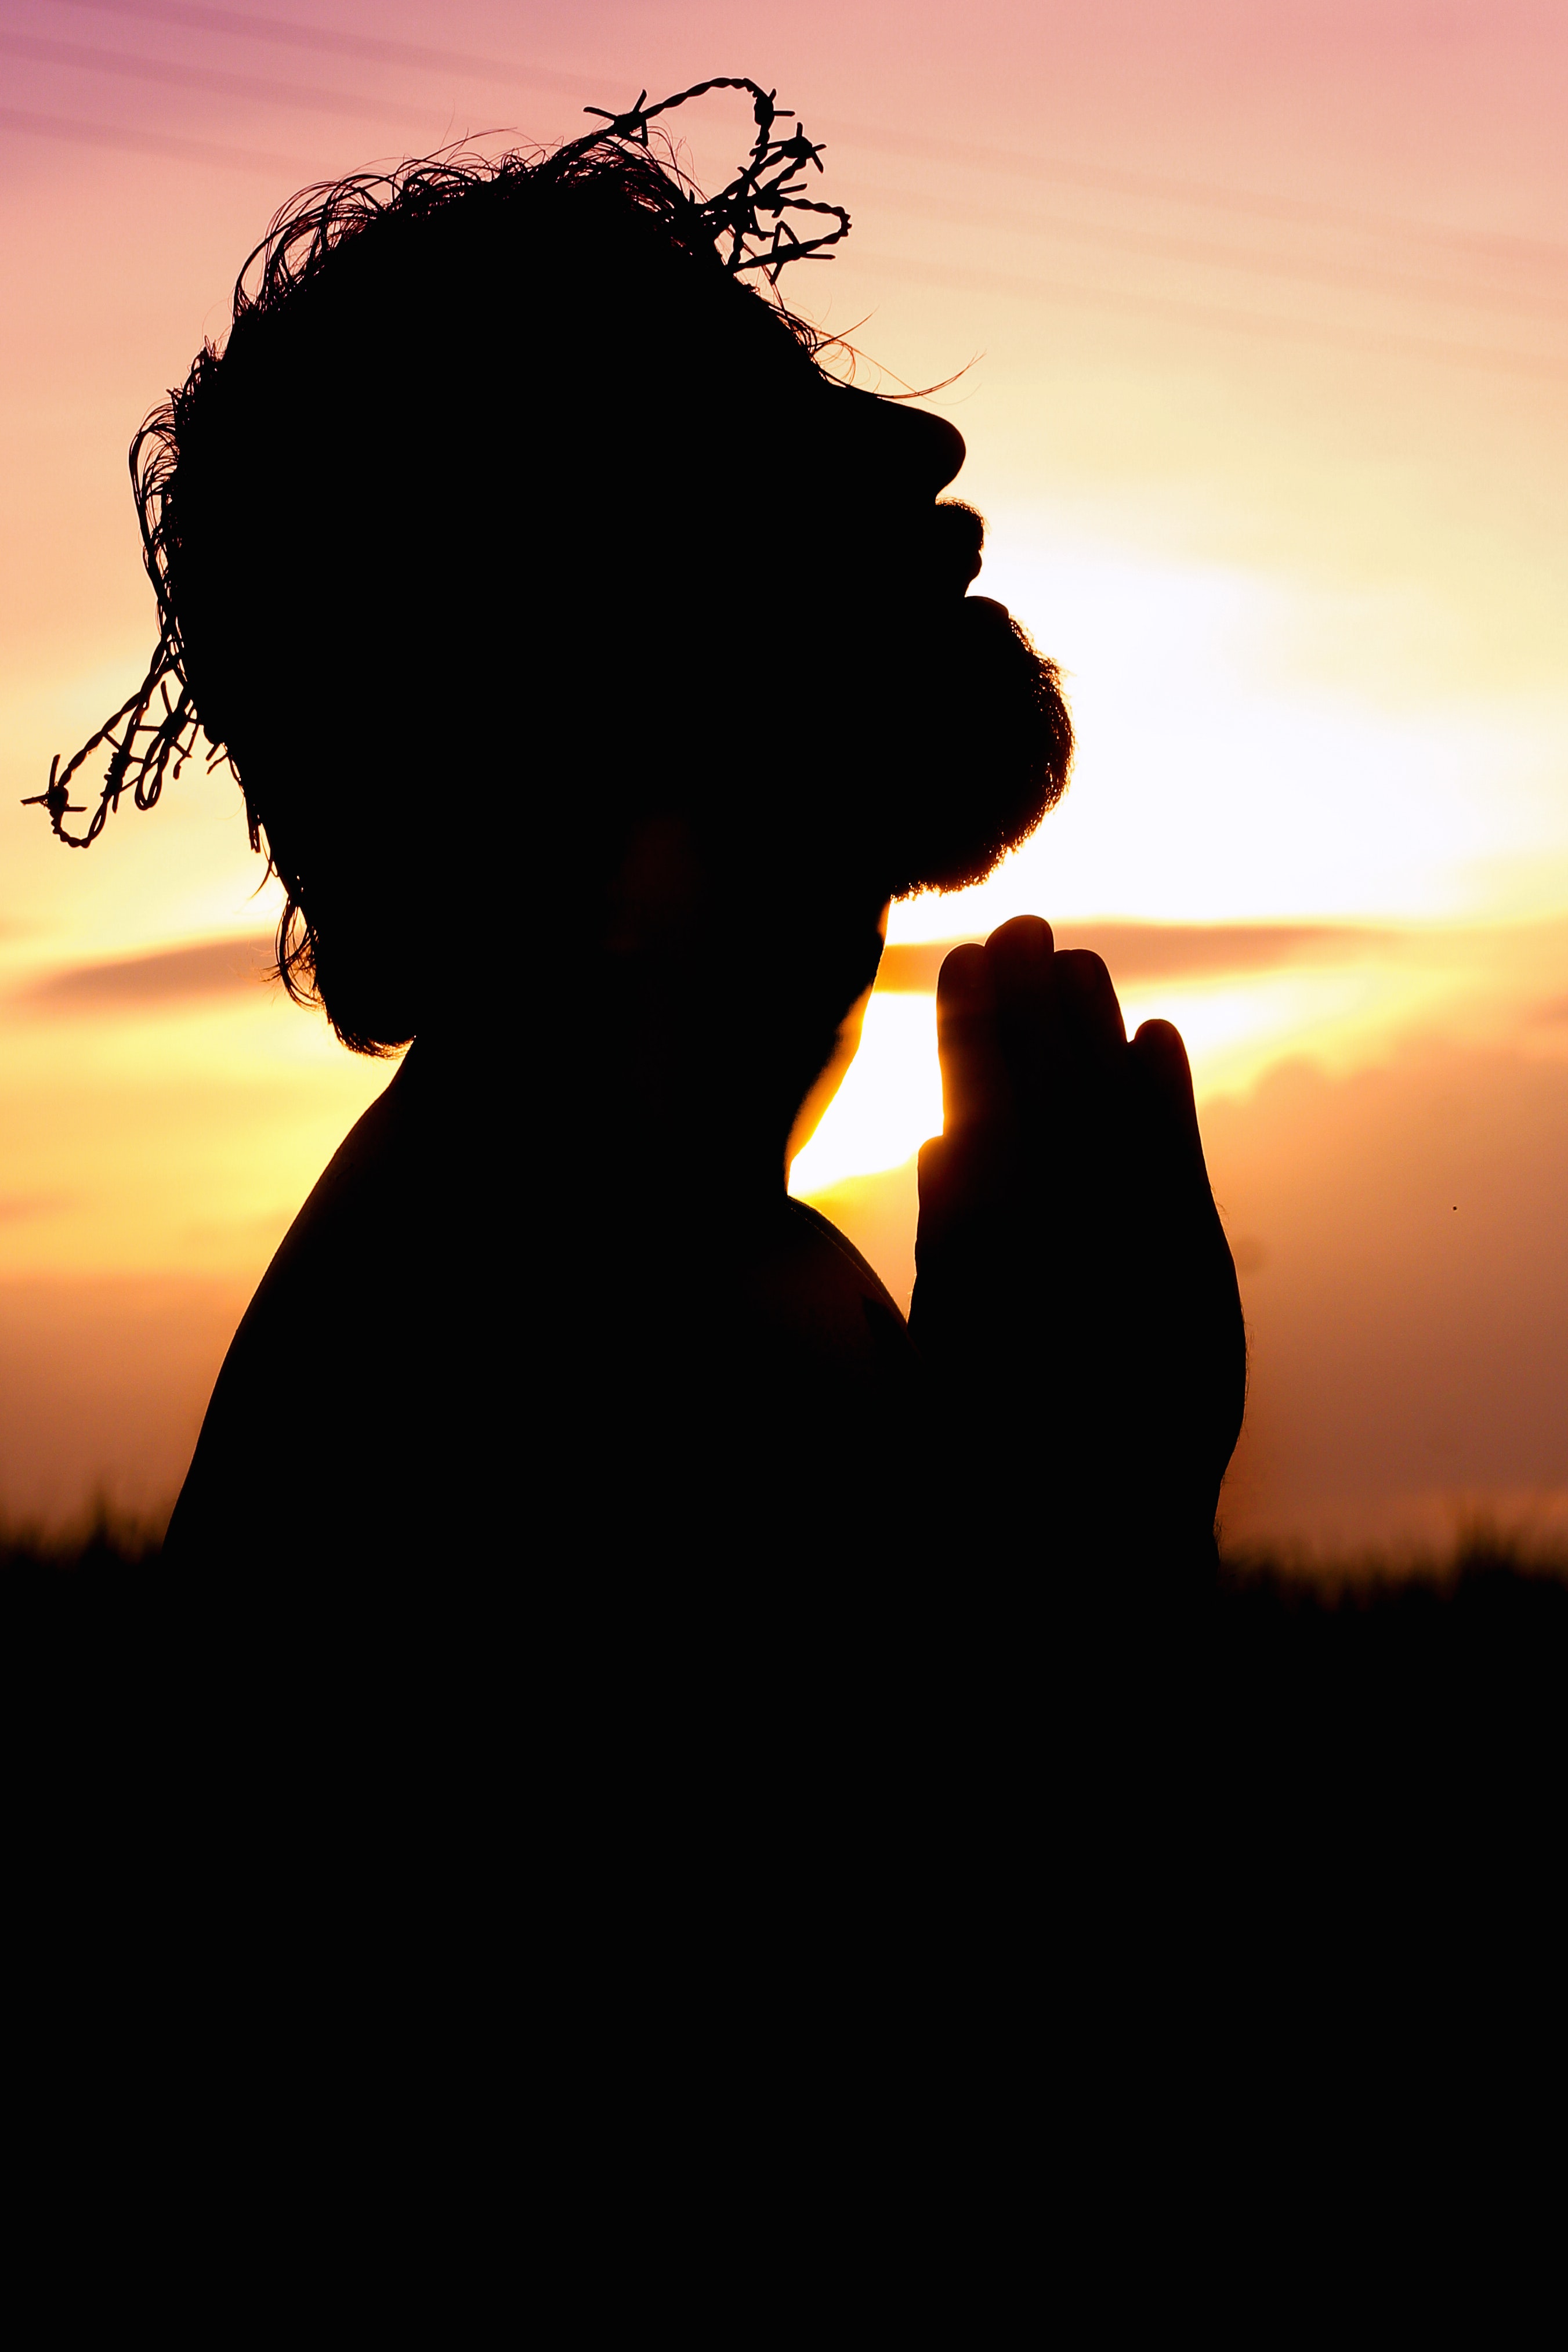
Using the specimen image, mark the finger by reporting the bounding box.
[915,1132,962,1242]
[1128,1018,1204,1168]
[983,915,1067,1095]
[1051,951,1127,1081]
[984,913,1055,960]
[915,1116,1021,1248]
[984,914,1056,1031]
[983,931,1127,1103]
[935,942,1012,1134]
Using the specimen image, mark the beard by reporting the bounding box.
[555,556,1072,927]
[873,594,1074,900]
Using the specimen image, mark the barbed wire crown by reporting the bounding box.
[26,76,850,852]
[573,77,849,279]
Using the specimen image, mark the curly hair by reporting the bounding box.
[53,130,832,1052]
[42,96,1071,1055]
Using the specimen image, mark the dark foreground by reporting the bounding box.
[6,1508,1563,1747]
[5,1510,1559,2121]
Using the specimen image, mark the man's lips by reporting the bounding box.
[932,499,985,595]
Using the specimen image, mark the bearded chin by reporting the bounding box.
[881,599,1074,900]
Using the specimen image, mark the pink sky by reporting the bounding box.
[2,1,1567,1549]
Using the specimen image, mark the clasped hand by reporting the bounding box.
[909,916,1246,1568]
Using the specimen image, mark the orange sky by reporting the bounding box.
[3,1,1567,1548]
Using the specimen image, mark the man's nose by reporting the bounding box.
[903,406,966,497]
[827,382,966,498]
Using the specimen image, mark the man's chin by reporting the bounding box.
[883,601,1074,898]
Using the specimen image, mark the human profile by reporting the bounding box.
[34,81,1245,1581]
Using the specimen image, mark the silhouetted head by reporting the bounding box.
[122,136,1071,1061]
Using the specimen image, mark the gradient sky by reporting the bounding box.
[2,0,1566,1546]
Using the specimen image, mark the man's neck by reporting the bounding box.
[404,1000,795,1237]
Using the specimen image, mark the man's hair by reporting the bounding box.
[126,140,828,1051]
[45,108,1071,1053]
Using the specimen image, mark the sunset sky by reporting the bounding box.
[2,0,1566,1548]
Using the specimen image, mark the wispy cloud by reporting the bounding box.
[17,935,274,1013]
[875,921,1404,992]
[0,1193,68,1224]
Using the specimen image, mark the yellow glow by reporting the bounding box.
[887,539,1568,943]
[794,920,1568,1210]
[788,992,942,1195]
[0,986,390,1279]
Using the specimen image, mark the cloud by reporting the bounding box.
[18,935,275,1013]
[875,922,1402,992]
[0,1194,67,1224]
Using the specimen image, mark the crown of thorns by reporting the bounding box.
[27,76,849,852]
[575,77,849,279]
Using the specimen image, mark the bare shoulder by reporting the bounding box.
[734,1197,917,1379]
[162,1054,439,1559]
[255,1055,418,1298]
[780,1198,907,1322]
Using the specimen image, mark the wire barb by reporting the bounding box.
[21,636,216,847]
[573,76,850,283]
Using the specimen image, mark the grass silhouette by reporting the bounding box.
[3,1506,1559,1879]
[1,1499,165,1580]
[6,1505,1564,1684]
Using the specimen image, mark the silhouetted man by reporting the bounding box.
[45,114,1244,1591]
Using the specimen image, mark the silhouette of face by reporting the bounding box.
[588,359,1074,1159]
[575,313,1072,1140]
[154,179,1067,1060]
[701,367,1071,908]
